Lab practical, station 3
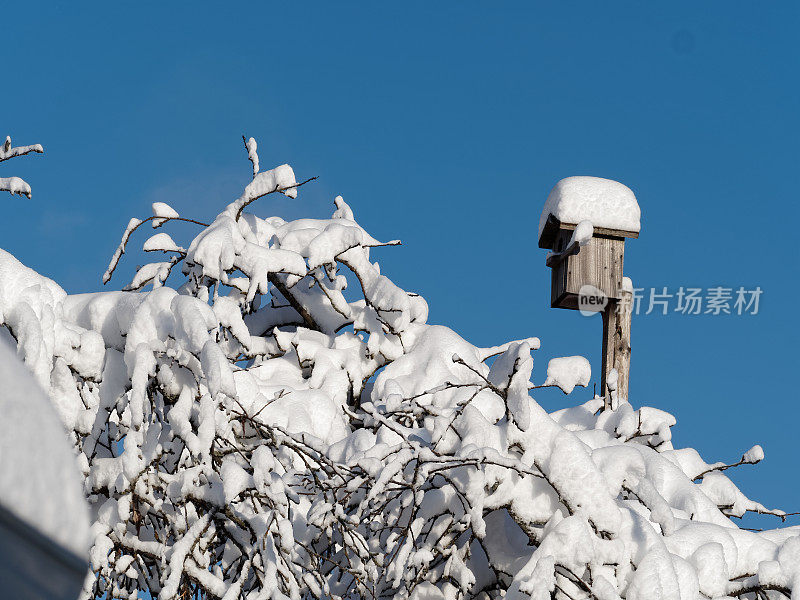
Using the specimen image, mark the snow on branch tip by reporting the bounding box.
[0,136,44,199]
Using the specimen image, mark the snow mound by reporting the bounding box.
[0,340,90,558]
[538,176,641,241]
[543,356,591,394]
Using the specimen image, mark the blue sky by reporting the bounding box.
[2,2,798,526]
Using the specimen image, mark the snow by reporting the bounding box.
[0,136,44,199]
[569,219,594,247]
[743,444,765,464]
[0,176,32,198]
[543,356,591,394]
[143,232,184,253]
[245,136,259,176]
[621,275,634,293]
[234,163,298,211]
[200,338,236,400]
[0,142,795,600]
[125,260,172,290]
[538,176,641,241]
[220,458,253,503]
[151,201,179,227]
[103,217,142,283]
[0,136,43,161]
[0,340,90,557]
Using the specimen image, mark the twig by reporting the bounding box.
[103,215,209,284]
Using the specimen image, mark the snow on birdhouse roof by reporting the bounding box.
[538,176,641,246]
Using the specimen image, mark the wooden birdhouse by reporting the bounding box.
[538,177,640,310]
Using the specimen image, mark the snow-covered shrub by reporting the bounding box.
[1,136,798,600]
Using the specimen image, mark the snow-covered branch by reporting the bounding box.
[243,135,259,178]
[0,135,43,163]
[0,135,44,198]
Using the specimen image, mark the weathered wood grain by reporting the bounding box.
[550,231,625,310]
[600,287,633,409]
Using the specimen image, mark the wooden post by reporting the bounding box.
[600,301,615,410]
[600,286,632,409]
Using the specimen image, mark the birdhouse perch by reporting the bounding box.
[539,176,641,407]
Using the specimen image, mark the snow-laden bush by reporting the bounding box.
[1,137,799,600]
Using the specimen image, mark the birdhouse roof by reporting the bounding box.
[538,176,641,249]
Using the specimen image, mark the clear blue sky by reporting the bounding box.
[3,2,798,527]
